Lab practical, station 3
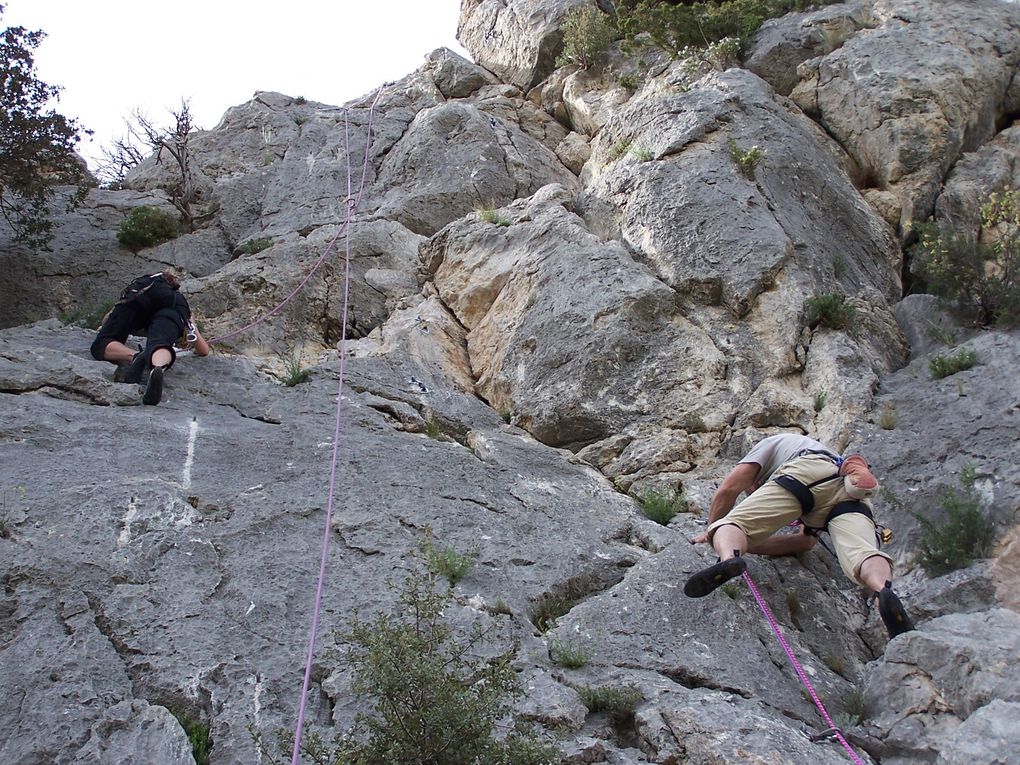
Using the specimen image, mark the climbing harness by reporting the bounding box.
[742,570,868,765]
[284,89,384,765]
[775,453,893,549]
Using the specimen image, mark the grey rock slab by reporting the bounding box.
[745,1,877,97]
[457,0,591,89]
[0,323,654,762]
[846,328,1020,571]
[861,609,1020,762]
[427,184,729,449]
[423,46,499,99]
[583,67,901,319]
[936,699,1020,765]
[935,124,1020,236]
[191,218,426,355]
[375,99,577,236]
[71,700,196,765]
[640,683,876,764]
[0,188,184,329]
[790,0,1020,232]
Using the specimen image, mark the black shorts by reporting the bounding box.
[91,283,190,368]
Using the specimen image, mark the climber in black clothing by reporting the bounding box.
[90,270,209,405]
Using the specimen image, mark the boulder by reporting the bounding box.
[375,99,577,235]
[457,0,591,89]
[861,609,1020,762]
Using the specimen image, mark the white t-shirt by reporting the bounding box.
[740,434,837,489]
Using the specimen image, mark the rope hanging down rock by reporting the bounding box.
[742,570,868,765]
[229,88,382,765]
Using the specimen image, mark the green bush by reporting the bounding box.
[605,139,633,164]
[813,389,828,413]
[912,190,1020,326]
[171,711,211,765]
[577,684,642,720]
[237,237,273,255]
[804,293,856,331]
[548,638,593,669]
[877,404,897,430]
[530,594,572,634]
[640,488,688,526]
[913,466,995,576]
[59,298,114,329]
[557,6,616,69]
[337,568,559,765]
[282,356,312,387]
[929,348,976,379]
[423,538,478,585]
[729,140,765,179]
[615,0,842,56]
[116,205,180,251]
[476,204,511,227]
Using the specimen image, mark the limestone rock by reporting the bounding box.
[4,2,1020,762]
[457,0,591,89]
[935,125,1020,235]
[375,99,577,236]
[72,701,196,765]
[745,1,877,97]
[790,0,1020,234]
[0,188,220,330]
[423,47,499,99]
[861,609,1020,762]
[936,700,1020,765]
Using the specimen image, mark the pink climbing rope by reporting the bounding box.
[285,92,381,762]
[207,86,384,346]
[742,571,868,765]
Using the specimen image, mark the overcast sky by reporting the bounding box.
[5,0,469,168]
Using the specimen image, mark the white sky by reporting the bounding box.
[5,0,470,169]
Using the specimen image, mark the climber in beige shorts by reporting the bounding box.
[686,433,914,639]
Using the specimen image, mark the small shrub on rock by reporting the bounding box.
[615,0,843,56]
[929,348,976,379]
[117,205,180,252]
[640,489,688,525]
[729,139,765,179]
[804,293,856,332]
[578,684,643,720]
[171,711,211,765]
[59,298,114,330]
[338,567,559,764]
[557,6,616,69]
[237,237,273,255]
[423,538,478,585]
[912,189,1020,327]
[282,356,312,387]
[913,465,995,576]
[252,565,560,765]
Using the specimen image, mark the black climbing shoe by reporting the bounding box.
[142,366,164,406]
[878,581,914,639]
[684,553,747,598]
[114,352,147,384]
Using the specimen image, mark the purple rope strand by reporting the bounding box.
[742,571,868,765]
[289,103,372,764]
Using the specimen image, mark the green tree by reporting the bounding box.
[0,5,90,247]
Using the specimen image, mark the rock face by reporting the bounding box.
[3,1,1020,763]
[457,0,589,89]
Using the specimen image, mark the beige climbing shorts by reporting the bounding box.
[707,454,892,584]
